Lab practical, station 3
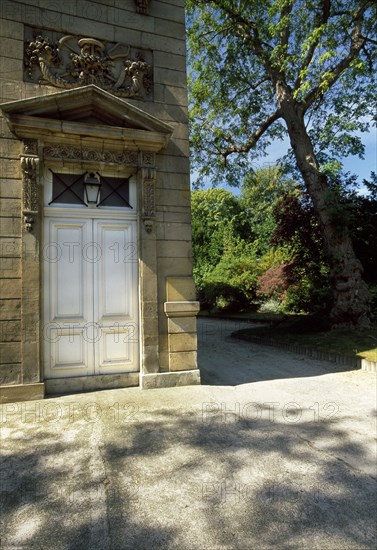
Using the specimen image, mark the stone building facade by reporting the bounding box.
[0,0,200,403]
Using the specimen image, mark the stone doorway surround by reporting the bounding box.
[0,84,201,402]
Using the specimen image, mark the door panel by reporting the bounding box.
[52,224,89,320]
[98,224,131,317]
[94,220,138,374]
[44,219,93,378]
[51,327,88,370]
[43,217,139,379]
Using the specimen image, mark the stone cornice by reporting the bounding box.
[6,115,170,152]
[0,85,173,152]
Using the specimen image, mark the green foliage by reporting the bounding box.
[283,272,333,314]
[187,0,376,185]
[369,286,377,320]
[195,238,261,311]
[240,165,298,253]
[191,175,330,314]
[266,172,377,313]
[191,188,252,289]
[191,169,376,317]
[204,247,260,310]
[271,190,332,312]
[191,172,294,311]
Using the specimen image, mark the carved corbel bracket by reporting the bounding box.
[23,139,38,155]
[23,211,38,232]
[21,150,39,233]
[135,0,150,15]
[142,166,157,183]
[143,218,154,234]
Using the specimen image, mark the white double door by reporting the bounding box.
[43,215,139,379]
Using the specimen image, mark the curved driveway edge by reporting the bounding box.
[232,330,377,373]
[0,319,376,549]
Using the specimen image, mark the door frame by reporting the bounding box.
[0,85,173,396]
[42,213,140,380]
[41,166,141,390]
[38,151,162,394]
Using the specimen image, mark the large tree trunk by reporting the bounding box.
[279,94,371,328]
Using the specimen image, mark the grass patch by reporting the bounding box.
[234,315,377,362]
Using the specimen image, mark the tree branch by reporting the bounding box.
[302,4,370,110]
[220,109,282,158]
[208,0,273,67]
[280,1,293,49]
[294,0,331,93]
[235,75,271,93]
[362,36,377,46]
[229,77,271,104]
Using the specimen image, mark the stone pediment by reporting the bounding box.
[0,85,173,152]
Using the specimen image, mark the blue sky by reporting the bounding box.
[263,128,376,191]
[337,131,377,189]
[193,128,377,196]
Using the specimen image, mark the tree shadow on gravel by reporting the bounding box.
[1,402,376,549]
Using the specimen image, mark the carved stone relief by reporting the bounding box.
[142,166,157,233]
[23,139,38,155]
[143,179,156,218]
[141,151,155,166]
[135,0,150,15]
[24,27,153,100]
[21,151,39,232]
[43,145,139,166]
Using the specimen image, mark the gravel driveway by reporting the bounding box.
[0,318,376,549]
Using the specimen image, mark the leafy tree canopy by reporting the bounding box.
[187,0,376,185]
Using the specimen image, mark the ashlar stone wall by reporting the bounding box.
[0,0,200,403]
